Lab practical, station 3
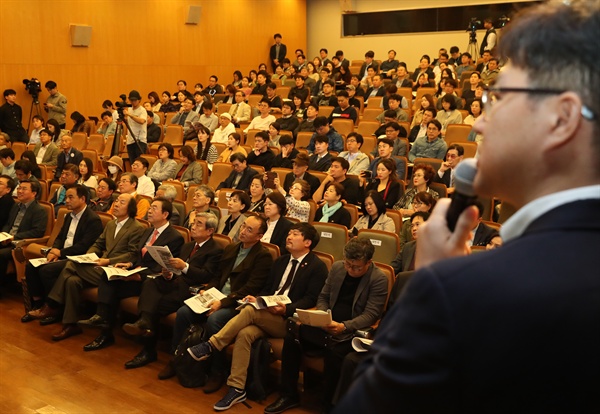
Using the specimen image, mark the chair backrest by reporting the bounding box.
[307,199,317,223]
[196,160,209,184]
[344,204,359,229]
[415,87,436,103]
[165,112,178,125]
[313,251,335,272]
[461,142,478,159]
[136,218,151,228]
[172,200,186,225]
[413,157,442,172]
[481,220,502,232]
[47,207,70,247]
[102,134,115,160]
[385,208,403,235]
[245,129,261,148]
[247,94,263,109]
[261,242,281,261]
[429,182,448,198]
[374,262,396,308]
[276,86,290,99]
[71,132,88,150]
[312,222,349,261]
[397,87,413,109]
[249,165,266,177]
[307,170,328,184]
[172,225,191,243]
[357,229,400,265]
[217,188,235,209]
[97,211,115,227]
[213,233,232,250]
[81,149,98,172]
[366,96,383,109]
[498,201,517,224]
[87,134,105,154]
[318,106,335,118]
[164,125,184,146]
[208,162,233,190]
[213,142,227,156]
[140,154,158,172]
[331,119,354,138]
[271,167,292,185]
[362,108,383,122]
[37,201,55,237]
[444,124,472,144]
[11,142,27,161]
[47,182,61,202]
[356,122,380,141]
[296,132,313,149]
[217,103,232,115]
[478,197,494,222]
[37,179,49,201]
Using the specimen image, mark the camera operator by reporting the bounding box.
[122,90,148,161]
[0,89,28,143]
[479,18,497,57]
[44,81,67,129]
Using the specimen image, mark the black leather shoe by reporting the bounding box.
[78,314,109,329]
[83,334,115,352]
[40,315,61,326]
[122,319,153,337]
[157,360,176,380]
[21,313,35,323]
[264,396,300,414]
[124,349,157,369]
[203,372,226,394]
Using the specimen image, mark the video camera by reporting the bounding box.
[466,18,482,42]
[22,78,42,102]
[115,94,132,121]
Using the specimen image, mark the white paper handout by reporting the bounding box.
[0,232,14,243]
[236,295,291,310]
[352,337,374,353]
[66,253,100,264]
[100,266,148,280]
[295,308,333,327]
[145,245,181,275]
[29,257,49,267]
[184,287,227,314]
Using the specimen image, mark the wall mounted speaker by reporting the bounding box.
[70,25,92,47]
[186,5,202,25]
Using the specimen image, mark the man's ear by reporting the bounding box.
[542,92,585,151]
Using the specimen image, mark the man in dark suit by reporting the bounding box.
[79,198,185,361]
[357,50,379,81]
[0,175,16,230]
[433,143,464,194]
[49,163,89,217]
[187,223,328,410]
[123,211,223,376]
[308,135,333,172]
[334,3,600,413]
[28,193,145,341]
[22,185,103,322]
[215,152,258,195]
[269,33,287,72]
[0,180,47,276]
[312,157,361,206]
[53,135,83,181]
[283,153,320,197]
[173,215,273,393]
[364,74,386,106]
[471,203,498,247]
[266,237,388,414]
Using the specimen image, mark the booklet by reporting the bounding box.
[29,257,49,268]
[66,253,100,264]
[100,266,148,280]
[145,245,181,275]
[0,232,14,243]
[236,295,291,310]
[184,287,227,314]
[352,337,374,353]
[295,308,333,327]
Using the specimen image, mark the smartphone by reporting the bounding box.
[361,170,372,179]
[264,171,277,189]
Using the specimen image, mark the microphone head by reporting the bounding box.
[453,158,477,197]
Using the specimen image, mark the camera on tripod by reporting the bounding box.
[22,78,42,102]
[115,94,132,121]
[466,18,482,42]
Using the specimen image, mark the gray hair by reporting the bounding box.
[196,212,219,230]
[157,184,177,201]
[344,237,375,262]
[196,184,215,204]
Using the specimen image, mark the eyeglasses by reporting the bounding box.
[343,260,367,272]
[482,88,596,121]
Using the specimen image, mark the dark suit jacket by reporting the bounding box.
[391,240,416,274]
[50,185,91,216]
[88,218,145,265]
[472,222,497,246]
[318,262,388,339]
[433,168,451,187]
[247,149,276,171]
[54,148,84,181]
[358,61,380,80]
[308,153,333,172]
[207,241,273,309]
[284,171,320,197]
[314,205,352,229]
[334,199,600,414]
[53,207,103,258]
[272,148,299,169]
[217,166,259,191]
[364,86,386,101]
[2,200,47,240]
[267,217,293,255]
[270,43,287,62]
[133,224,185,278]
[261,252,328,317]
[0,193,15,230]
[178,237,223,289]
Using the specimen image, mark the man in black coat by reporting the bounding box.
[216,152,258,195]
[0,175,16,230]
[53,135,83,181]
[269,33,287,73]
[23,185,103,320]
[187,223,328,411]
[0,89,28,142]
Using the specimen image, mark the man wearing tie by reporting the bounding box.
[434,144,464,195]
[53,135,83,182]
[187,223,328,411]
[79,198,185,364]
[228,90,251,126]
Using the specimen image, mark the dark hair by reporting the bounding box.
[153,197,173,221]
[347,132,363,146]
[447,144,465,157]
[257,70,270,82]
[126,195,138,219]
[469,98,483,116]
[441,94,457,110]
[134,157,149,170]
[420,55,431,64]
[378,138,395,148]
[282,100,296,111]
[230,152,247,163]
[326,181,345,198]
[159,142,175,159]
[450,46,460,54]
[323,79,335,88]
[19,179,41,196]
[256,130,270,142]
[100,177,117,192]
[383,109,397,119]
[320,67,331,74]
[101,110,112,119]
[3,89,16,97]
[337,90,349,99]
[233,70,243,81]
[331,156,350,172]
[279,134,294,146]
[314,134,329,145]
[70,111,86,124]
[69,183,89,202]
[148,91,160,104]
[180,145,196,162]
[14,160,32,175]
[414,191,437,211]
[231,190,251,213]
[344,237,375,262]
[32,114,44,124]
[0,174,16,192]
[46,119,61,142]
[259,98,272,107]
[266,82,277,90]
[229,132,242,145]
[445,78,458,89]
[20,150,39,171]
[377,157,398,181]
[266,191,287,216]
[365,190,387,216]
[122,172,138,189]
[178,80,187,86]
[45,80,57,89]
[196,125,213,161]
[292,179,311,201]
[364,50,375,58]
[80,157,94,181]
[313,116,329,129]
[423,107,437,118]
[427,120,443,134]
[413,163,436,184]
[291,222,320,250]
[385,121,401,132]
[410,211,430,223]
[0,148,15,159]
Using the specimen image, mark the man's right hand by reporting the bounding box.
[439,161,451,173]
[168,257,186,270]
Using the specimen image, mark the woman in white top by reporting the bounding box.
[351,190,396,235]
[274,177,311,222]
[463,98,483,126]
[78,158,98,189]
[148,143,178,182]
[435,94,463,136]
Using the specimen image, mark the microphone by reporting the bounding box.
[445,158,478,232]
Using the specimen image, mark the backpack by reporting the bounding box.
[172,324,209,388]
[245,337,274,402]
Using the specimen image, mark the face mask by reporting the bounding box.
[108,165,119,174]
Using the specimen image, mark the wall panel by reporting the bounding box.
[0,0,306,129]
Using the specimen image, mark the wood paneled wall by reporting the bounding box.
[0,0,306,130]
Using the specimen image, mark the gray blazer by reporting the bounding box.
[217,213,248,243]
[317,261,388,338]
[174,161,203,186]
[33,142,60,166]
[170,111,200,133]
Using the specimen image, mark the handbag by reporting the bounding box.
[172,324,208,388]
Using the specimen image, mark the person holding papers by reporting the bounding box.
[170,215,273,395]
[78,198,184,362]
[27,193,144,341]
[265,237,388,414]
[22,185,103,323]
[186,223,328,411]
[122,212,223,375]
